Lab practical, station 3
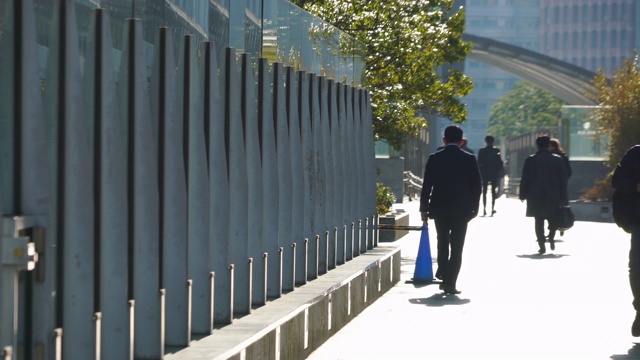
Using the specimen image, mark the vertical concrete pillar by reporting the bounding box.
[183,35,210,336]
[328,80,345,265]
[337,84,352,261]
[241,54,264,308]
[154,28,189,348]
[205,42,232,326]
[119,19,162,359]
[310,73,326,274]
[288,68,306,285]
[361,90,377,249]
[273,63,294,293]
[300,73,316,280]
[85,9,130,359]
[228,49,251,316]
[44,2,96,358]
[259,58,281,299]
[353,89,366,253]
[319,77,335,270]
[345,85,358,257]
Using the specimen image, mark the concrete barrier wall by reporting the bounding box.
[0,1,378,358]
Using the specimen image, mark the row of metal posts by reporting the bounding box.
[0,1,377,359]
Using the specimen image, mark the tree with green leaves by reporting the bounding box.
[594,57,640,169]
[487,81,565,138]
[303,0,473,150]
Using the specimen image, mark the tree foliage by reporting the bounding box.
[304,0,473,150]
[593,57,640,169]
[487,81,565,138]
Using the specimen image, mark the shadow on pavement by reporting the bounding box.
[409,293,471,307]
[610,342,640,359]
[516,254,570,260]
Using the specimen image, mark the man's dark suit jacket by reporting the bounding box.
[420,145,482,219]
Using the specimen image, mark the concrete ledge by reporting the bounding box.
[164,246,402,360]
[569,200,613,223]
[379,211,410,242]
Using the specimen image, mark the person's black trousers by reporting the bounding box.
[434,216,468,289]
[629,224,640,312]
[482,177,499,213]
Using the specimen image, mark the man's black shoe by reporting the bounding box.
[632,313,640,337]
[443,287,461,295]
[538,243,546,254]
[550,241,555,251]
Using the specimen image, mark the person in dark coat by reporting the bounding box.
[460,138,474,155]
[477,135,504,216]
[549,138,572,179]
[548,138,571,237]
[611,145,640,336]
[420,125,482,295]
[519,136,568,254]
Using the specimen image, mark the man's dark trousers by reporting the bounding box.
[630,224,640,312]
[434,215,468,289]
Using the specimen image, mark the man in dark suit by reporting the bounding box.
[519,136,568,254]
[420,125,482,295]
[477,135,504,216]
[611,145,640,336]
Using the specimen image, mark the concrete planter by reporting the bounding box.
[569,200,613,223]
[378,210,411,242]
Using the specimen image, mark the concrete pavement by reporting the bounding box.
[308,197,640,360]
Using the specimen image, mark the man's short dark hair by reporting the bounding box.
[444,125,463,143]
[536,136,551,149]
[485,135,495,145]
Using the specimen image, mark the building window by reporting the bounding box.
[602,3,608,21]
[591,4,598,22]
[572,32,578,49]
[545,6,551,24]
[582,4,588,22]
[563,32,569,50]
[622,3,628,21]
[554,32,559,50]
[591,57,597,71]
[554,6,560,24]
[563,5,569,23]
[573,5,579,23]
[621,29,628,47]
[582,30,588,49]
[611,30,618,48]
[591,30,597,49]
[581,57,587,69]
[611,3,618,22]
[601,30,607,49]
[611,57,617,70]
[544,33,551,50]
[601,56,607,71]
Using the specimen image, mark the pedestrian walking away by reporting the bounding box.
[477,135,504,216]
[420,125,482,295]
[519,135,568,254]
[611,144,640,337]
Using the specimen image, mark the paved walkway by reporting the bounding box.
[308,197,640,360]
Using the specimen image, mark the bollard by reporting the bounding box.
[209,272,215,333]
[260,253,268,305]
[128,300,135,360]
[334,228,339,268]
[289,243,296,291]
[228,264,234,323]
[93,312,102,360]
